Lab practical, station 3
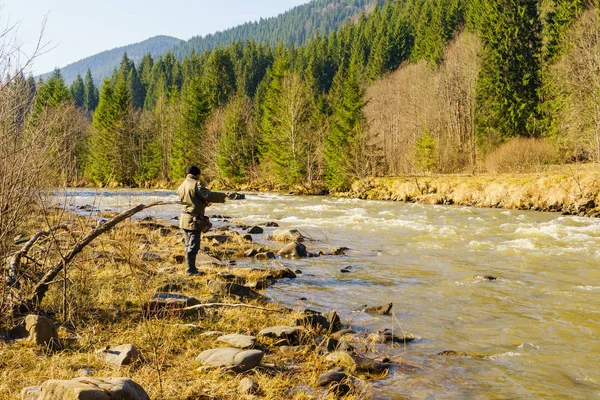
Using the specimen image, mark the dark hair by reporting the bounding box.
[186,165,201,176]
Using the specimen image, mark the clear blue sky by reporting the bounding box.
[1,0,310,75]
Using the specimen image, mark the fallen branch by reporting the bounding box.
[181,303,286,313]
[6,225,69,287]
[15,201,182,313]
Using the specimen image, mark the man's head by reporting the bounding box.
[186,165,201,177]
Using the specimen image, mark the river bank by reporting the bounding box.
[342,164,600,217]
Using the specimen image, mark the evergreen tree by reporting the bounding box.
[170,77,211,179]
[83,69,99,112]
[476,0,543,143]
[325,59,367,191]
[203,48,237,109]
[33,69,71,116]
[70,74,85,108]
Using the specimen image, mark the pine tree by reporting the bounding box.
[70,74,85,108]
[33,69,71,115]
[203,48,236,109]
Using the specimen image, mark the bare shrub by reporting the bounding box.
[365,31,480,175]
[484,137,558,174]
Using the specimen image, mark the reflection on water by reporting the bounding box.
[64,189,600,399]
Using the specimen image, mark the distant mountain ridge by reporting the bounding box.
[172,0,374,58]
[44,0,374,85]
[41,35,183,85]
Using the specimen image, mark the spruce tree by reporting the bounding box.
[325,58,367,192]
[170,77,211,179]
[83,69,99,112]
[476,0,543,143]
[70,74,85,108]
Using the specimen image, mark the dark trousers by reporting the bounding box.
[183,229,201,273]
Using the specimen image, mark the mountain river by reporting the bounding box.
[64,189,600,399]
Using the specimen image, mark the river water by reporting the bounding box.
[64,189,600,399]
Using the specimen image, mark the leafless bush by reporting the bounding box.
[484,137,558,174]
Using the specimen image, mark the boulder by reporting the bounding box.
[247,226,264,234]
[261,221,279,227]
[217,334,256,349]
[142,293,202,317]
[25,315,59,347]
[258,326,302,339]
[207,280,261,301]
[269,229,304,242]
[21,377,149,400]
[99,344,140,366]
[369,329,418,344]
[364,303,393,315]
[576,198,595,211]
[247,279,275,290]
[196,348,264,373]
[277,242,308,259]
[239,377,260,395]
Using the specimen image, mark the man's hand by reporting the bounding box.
[206,202,212,207]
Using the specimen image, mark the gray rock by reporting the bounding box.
[261,221,279,227]
[258,326,302,339]
[25,315,59,347]
[207,280,261,301]
[364,303,393,315]
[228,192,246,200]
[196,348,264,373]
[217,334,256,349]
[247,280,275,290]
[576,198,595,211]
[139,252,162,262]
[143,293,202,317]
[239,377,260,395]
[76,367,96,377]
[21,377,149,400]
[326,351,391,374]
[277,242,308,259]
[267,268,297,280]
[247,226,264,234]
[373,328,418,344]
[316,371,347,387]
[99,344,140,366]
[270,229,304,242]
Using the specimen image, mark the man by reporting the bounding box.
[177,165,227,275]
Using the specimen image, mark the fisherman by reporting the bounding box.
[177,165,227,275]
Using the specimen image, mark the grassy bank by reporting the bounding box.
[1,210,395,400]
[342,165,600,216]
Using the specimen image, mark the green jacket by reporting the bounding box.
[177,175,227,230]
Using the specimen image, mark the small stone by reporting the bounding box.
[247,280,275,290]
[247,226,264,234]
[200,331,224,337]
[139,252,162,262]
[340,266,352,273]
[196,348,264,373]
[244,249,258,257]
[277,242,308,259]
[364,303,393,315]
[316,371,347,387]
[255,252,276,260]
[473,274,498,282]
[143,293,202,317]
[242,234,253,242]
[258,326,302,339]
[173,254,185,264]
[25,315,59,348]
[217,334,257,349]
[207,280,261,301]
[239,377,260,395]
[99,344,140,366]
[261,221,279,227]
[76,367,96,377]
[267,267,297,280]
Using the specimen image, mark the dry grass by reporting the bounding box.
[348,163,600,212]
[484,138,558,174]
[0,209,376,400]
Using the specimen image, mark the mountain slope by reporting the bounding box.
[172,0,374,58]
[42,35,183,85]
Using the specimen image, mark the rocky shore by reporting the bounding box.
[2,209,420,400]
[340,165,600,217]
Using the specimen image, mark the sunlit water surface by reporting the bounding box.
[64,189,600,399]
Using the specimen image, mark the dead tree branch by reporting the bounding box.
[15,201,181,313]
